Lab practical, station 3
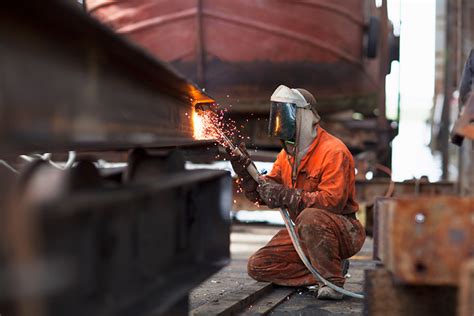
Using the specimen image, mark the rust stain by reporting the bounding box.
[374,196,474,285]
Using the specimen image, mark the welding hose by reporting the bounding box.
[278,206,364,299]
[20,151,76,170]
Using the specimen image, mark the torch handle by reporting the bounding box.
[246,162,261,183]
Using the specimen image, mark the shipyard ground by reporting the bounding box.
[190,224,375,315]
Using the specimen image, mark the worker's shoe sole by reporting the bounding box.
[316,286,344,300]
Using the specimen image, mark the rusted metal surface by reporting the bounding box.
[364,269,458,316]
[0,1,213,156]
[86,0,388,113]
[373,196,474,285]
[356,179,455,204]
[87,0,398,168]
[87,0,366,63]
[356,179,455,234]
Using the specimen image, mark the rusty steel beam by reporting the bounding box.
[373,196,474,285]
[0,1,213,156]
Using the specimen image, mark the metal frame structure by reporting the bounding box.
[0,2,230,315]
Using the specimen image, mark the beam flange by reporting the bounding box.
[0,1,213,155]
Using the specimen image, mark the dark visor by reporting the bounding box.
[268,102,296,141]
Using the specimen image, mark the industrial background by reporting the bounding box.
[0,0,472,315]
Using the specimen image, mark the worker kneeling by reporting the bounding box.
[228,85,366,300]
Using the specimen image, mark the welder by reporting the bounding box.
[228,85,366,300]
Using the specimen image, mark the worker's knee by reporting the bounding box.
[247,251,269,281]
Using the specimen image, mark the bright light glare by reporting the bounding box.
[365,171,374,180]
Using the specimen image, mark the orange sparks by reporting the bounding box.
[192,109,207,140]
[192,109,221,140]
[192,106,243,147]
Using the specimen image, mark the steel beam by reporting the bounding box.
[374,196,474,285]
[0,154,231,315]
[0,1,213,155]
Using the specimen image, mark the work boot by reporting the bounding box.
[316,286,344,300]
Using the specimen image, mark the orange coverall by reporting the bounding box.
[247,126,366,287]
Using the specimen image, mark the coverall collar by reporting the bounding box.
[294,125,325,176]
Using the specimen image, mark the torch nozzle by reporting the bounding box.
[194,102,215,113]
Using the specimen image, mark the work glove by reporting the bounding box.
[226,143,260,202]
[257,180,304,218]
[226,143,252,179]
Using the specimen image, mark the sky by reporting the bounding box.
[385,0,442,181]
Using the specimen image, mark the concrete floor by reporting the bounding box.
[190,224,375,315]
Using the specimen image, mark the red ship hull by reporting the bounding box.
[87,0,388,115]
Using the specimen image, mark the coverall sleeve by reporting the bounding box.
[246,150,284,205]
[300,150,351,214]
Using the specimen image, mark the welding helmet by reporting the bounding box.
[268,85,319,141]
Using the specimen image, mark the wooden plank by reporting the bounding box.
[191,282,273,316]
[238,287,295,315]
[374,196,474,285]
[364,268,457,316]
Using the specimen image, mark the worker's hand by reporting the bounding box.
[256,175,268,186]
[226,142,251,179]
[257,181,283,209]
[257,182,304,215]
[225,142,262,203]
